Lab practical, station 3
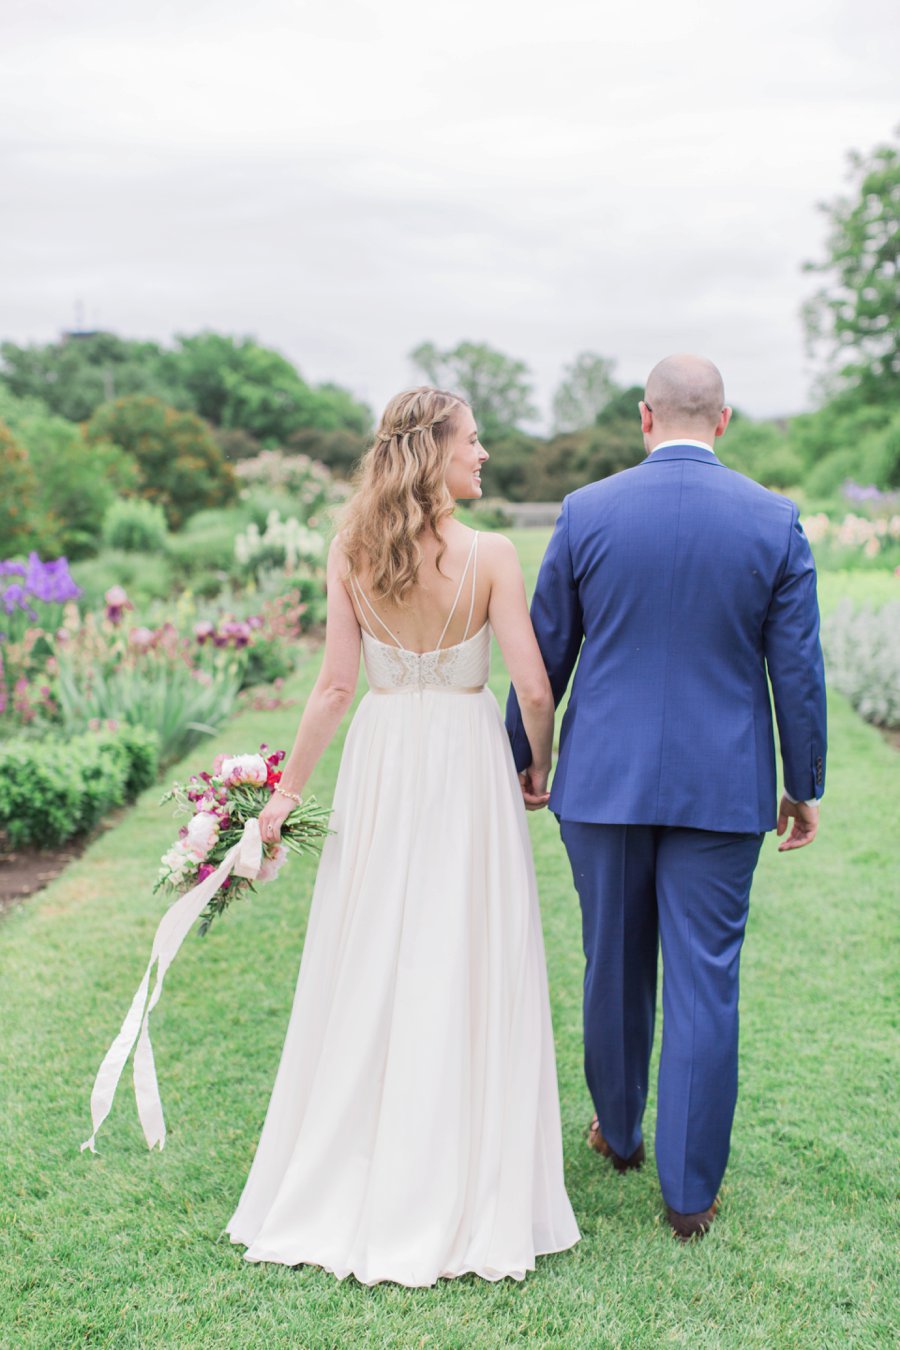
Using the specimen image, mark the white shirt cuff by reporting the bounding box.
[784,792,820,807]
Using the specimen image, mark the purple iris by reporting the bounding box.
[1,582,36,618]
[842,480,900,506]
[0,553,81,619]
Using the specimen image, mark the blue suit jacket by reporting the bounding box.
[506,444,827,834]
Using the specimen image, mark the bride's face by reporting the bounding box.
[444,407,488,501]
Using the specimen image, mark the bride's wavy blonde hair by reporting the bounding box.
[340,386,467,604]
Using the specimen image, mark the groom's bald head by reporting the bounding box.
[641,354,730,449]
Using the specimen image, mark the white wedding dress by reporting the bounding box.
[226,536,580,1285]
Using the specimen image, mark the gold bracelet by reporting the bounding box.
[274,784,303,806]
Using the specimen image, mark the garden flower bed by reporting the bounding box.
[0,450,346,898]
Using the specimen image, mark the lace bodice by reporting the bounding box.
[362,623,491,693]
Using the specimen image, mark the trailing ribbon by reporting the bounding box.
[80,817,263,1153]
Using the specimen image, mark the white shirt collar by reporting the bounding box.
[650,439,715,454]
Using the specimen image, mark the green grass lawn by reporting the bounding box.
[1,541,898,1349]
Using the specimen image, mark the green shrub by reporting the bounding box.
[69,550,175,608]
[717,419,805,489]
[862,407,900,489]
[802,428,899,498]
[115,724,161,797]
[240,637,297,687]
[102,497,170,553]
[0,725,160,848]
[239,487,302,530]
[466,500,513,529]
[164,510,241,579]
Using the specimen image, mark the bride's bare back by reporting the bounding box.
[347,521,490,654]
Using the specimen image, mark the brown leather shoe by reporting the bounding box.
[665,1199,718,1241]
[587,1115,646,1172]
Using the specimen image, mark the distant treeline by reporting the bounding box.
[1,129,898,554]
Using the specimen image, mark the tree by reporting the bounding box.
[478,429,542,502]
[410,341,537,441]
[85,396,237,529]
[786,394,900,495]
[311,383,373,437]
[0,422,48,554]
[284,426,369,478]
[0,333,178,423]
[15,414,137,558]
[165,333,372,443]
[526,385,645,499]
[0,385,52,430]
[0,331,374,444]
[552,352,619,432]
[715,416,804,490]
[803,128,900,403]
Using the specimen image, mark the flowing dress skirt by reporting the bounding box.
[226,686,579,1285]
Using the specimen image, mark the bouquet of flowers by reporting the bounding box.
[81,745,331,1154]
[156,744,331,936]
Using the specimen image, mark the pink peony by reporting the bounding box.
[258,844,288,883]
[185,811,220,860]
[219,753,268,787]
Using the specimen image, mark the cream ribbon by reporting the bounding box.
[80,817,263,1153]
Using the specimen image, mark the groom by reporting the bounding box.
[506,354,826,1240]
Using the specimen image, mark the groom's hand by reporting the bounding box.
[776,795,819,851]
[519,766,550,812]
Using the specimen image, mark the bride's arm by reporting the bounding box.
[259,538,360,840]
[485,535,554,806]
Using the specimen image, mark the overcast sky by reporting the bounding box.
[1,0,897,426]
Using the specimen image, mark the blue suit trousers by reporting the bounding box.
[560,821,764,1214]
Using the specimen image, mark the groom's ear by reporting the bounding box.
[714,406,733,438]
[639,401,653,434]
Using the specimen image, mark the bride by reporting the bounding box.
[226,387,580,1285]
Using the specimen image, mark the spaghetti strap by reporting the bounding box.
[350,575,406,649]
[348,576,378,640]
[461,534,479,642]
[436,533,479,651]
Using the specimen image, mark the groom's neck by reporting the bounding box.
[643,423,720,454]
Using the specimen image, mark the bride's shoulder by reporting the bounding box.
[469,529,521,573]
[471,528,515,554]
[326,532,353,578]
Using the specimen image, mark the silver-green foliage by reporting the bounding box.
[102,497,170,553]
[822,598,900,727]
[52,649,244,767]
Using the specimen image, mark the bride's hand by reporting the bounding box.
[258,792,294,845]
[519,765,550,812]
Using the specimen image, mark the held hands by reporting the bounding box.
[776,795,819,851]
[519,764,551,812]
